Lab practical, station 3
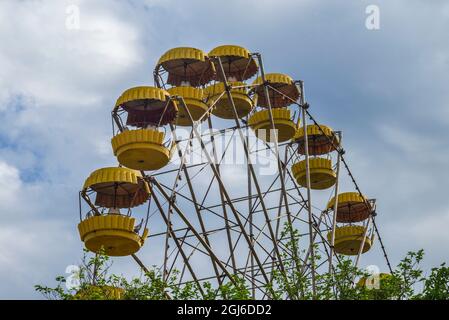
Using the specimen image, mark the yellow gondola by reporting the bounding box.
[79,167,150,256]
[75,286,124,300]
[111,129,173,171]
[357,273,391,288]
[115,86,177,127]
[327,192,372,223]
[293,124,339,155]
[112,86,177,171]
[79,215,149,257]
[253,73,300,108]
[83,167,149,208]
[208,45,258,81]
[327,226,373,256]
[205,82,254,119]
[248,108,297,142]
[156,47,215,87]
[291,157,336,189]
[167,86,208,126]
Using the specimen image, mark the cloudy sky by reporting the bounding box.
[0,0,448,298]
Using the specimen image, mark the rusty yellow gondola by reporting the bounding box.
[111,129,174,171]
[357,273,391,288]
[205,82,254,119]
[111,86,177,171]
[248,108,297,142]
[75,285,124,300]
[293,124,339,155]
[156,47,215,87]
[253,73,300,108]
[167,86,208,126]
[208,45,258,81]
[327,226,373,256]
[291,157,336,189]
[79,167,150,257]
[327,192,372,223]
[116,86,177,127]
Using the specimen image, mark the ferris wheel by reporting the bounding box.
[77,44,392,299]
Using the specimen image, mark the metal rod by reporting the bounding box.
[151,177,237,285]
[178,96,275,294]
[329,132,342,273]
[207,117,238,274]
[255,54,301,288]
[149,185,207,297]
[131,253,172,300]
[247,120,256,299]
[214,57,289,287]
[161,136,186,282]
[170,123,224,285]
[354,216,372,269]
[298,80,317,297]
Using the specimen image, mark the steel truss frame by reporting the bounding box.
[105,52,392,299]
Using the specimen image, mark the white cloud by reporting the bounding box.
[0,0,143,108]
[0,0,148,298]
[0,161,22,204]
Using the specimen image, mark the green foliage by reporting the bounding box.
[35,248,252,300]
[417,263,449,300]
[36,230,449,300]
[262,224,447,300]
